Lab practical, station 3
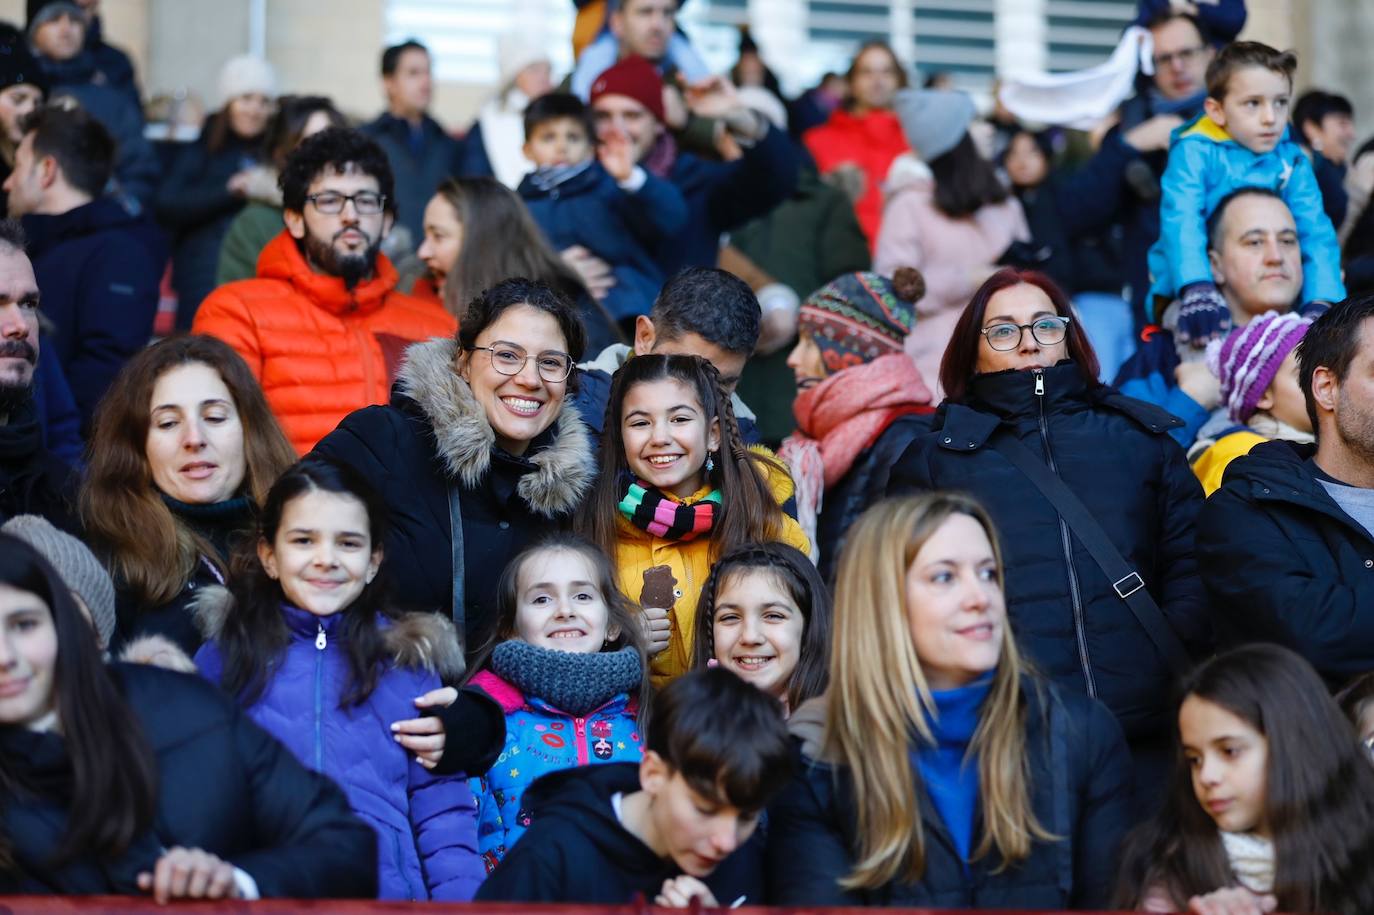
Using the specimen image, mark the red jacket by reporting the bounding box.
[193,231,457,454]
[802,108,909,249]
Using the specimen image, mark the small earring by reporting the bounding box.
[706,453,715,473]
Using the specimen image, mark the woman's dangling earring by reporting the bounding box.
[706,452,715,473]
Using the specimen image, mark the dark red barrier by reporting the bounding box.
[0,900,1143,915]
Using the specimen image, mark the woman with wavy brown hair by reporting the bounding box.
[766,492,1132,907]
[80,335,294,655]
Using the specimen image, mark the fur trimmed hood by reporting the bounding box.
[397,337,594,517]
[191,585,466,682]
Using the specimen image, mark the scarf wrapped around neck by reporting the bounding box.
[618,477,720,542]
[491,641,643,716]
[777,353,932,551]
[1219,830,1275,894]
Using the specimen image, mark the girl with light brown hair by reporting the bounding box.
[766,492,1133,908]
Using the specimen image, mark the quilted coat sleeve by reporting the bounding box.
[408,758,484,900]
[1281,153,1347,304]
[1156,137,1217,294]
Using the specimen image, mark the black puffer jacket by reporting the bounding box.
[1198,440,1374,684]
[0,663,376,897]
[766,678,1132,907]
[887,363,1209,740]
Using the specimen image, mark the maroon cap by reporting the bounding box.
[589,54,665,124]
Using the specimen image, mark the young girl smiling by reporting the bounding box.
[193,459,482,901]
[582,354,810,688]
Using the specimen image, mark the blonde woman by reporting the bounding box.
[766,493,1132,907]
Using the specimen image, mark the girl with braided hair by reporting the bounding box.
[581,354,810,689]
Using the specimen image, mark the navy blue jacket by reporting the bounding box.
[767,679,1132,907]
[0,396,78,534]
[657,125,799,275]
[361,113,463,245]
[1197,440,1374,685]
[23,198,164,429]
[887,363,1210,740]
[520,163,687,320]
[32,343,82,466]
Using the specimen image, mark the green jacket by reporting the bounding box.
[216,202,285,285]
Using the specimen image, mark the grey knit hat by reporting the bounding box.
[893,88,977,161]
[1,515,116,649]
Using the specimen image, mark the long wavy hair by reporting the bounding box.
[691,541,831,711]
[216,458,396,708]
[81,336,296,607]
[1115,644,1374,914]
[580,354,787,564]
[823,492,1053,890]
[0,535,158,869]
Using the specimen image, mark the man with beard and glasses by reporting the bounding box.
[1198,294,1374,685]
[0,218,79,533]
[194,127,455,454]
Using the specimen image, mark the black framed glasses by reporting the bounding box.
[305,191,386,215]
[468,344,574,383]
[1152,45,1206,69]
[981,316,1071,352]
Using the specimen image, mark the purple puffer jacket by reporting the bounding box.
[194,602,481,901]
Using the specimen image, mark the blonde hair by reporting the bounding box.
[822,492,1055,890]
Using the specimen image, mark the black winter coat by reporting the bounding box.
[888,363,1210,740]
[477,762,765,904]
[1197,440,1374,684]
[766,679,1132,908]
[360,113,463,246]
[0,663,377,897]
[0,397,78,534]
[312,337,595,654]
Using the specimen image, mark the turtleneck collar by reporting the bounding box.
[160,492,253,524]
[925,673,994,746]
[965,361,1092,422]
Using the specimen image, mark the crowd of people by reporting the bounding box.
[4,0,1374,911]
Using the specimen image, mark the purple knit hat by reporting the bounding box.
[1206,311,1312,424]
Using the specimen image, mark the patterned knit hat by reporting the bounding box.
[799,268,924,372]
[1206,311,1312,424]
[1,514,116,649]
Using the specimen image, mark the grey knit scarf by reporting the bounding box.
[491,641,642,716]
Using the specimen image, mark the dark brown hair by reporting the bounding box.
[264,95,347,171]
[81,335,296,606]
[580,354,788,563]
[938,268,1101,403]
[844,40,908,111]
[1296,293,1374,435]
[929,132,1008,219]
[1205,41,1296,101]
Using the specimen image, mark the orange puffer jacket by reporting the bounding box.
[193,231,457,454]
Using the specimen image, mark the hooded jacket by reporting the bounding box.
[193,596,482,901]
[310,337,595,654]
[23,197,164,428]
[1197,439,1374,683]
[766,679,1132,907]
[192,230,457,454]
[887,363,1210,740]
[0,662,377,898]
[475,762,764,904]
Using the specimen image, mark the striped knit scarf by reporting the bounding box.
[618,478,720,541]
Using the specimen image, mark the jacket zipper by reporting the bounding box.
[314,622,326,771]
[574,717,589,766]
[1034,369,1098,698]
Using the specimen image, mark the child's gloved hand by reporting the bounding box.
[1299,300,1332,319]
[1176,282,1233,348]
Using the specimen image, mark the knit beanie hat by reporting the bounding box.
[893,88,976,161]
[1,514,116,649]
[0,24,47,95]
[800,268,925,372]
[589,55,665,125]
[1206,311,1311,424]
[26,0,83,35]
[497,33,549,91]
[216,54,277,108]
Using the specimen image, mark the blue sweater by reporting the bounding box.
[912,675,993,866]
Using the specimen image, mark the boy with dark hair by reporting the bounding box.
[1147,41,1344,350]
[517,91,686,324]
[1293,88,1357,229]
[476,667,792,904]
[572,265,764,443]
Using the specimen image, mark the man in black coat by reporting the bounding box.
[1198,294,1374,683]
[0,218,78,534]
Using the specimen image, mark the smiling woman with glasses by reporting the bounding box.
[886,267,1211,814]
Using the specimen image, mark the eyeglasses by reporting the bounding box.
[468,344,574,383]
[305,191,386,215]
[981,316,1071,352]
[1152,46,1206,70]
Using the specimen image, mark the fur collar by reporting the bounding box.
[397,337,594,517]
[191,585,466,681]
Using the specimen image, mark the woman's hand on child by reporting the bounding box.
[137,846,240,903]
[656,875,719,908]
[641,606,672,657]
[1186,887,1277,915]
[390,687,458,769]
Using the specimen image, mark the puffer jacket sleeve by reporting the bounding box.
[765,759,861,905]
[408,757,483,900]
[1067,696,1133,908]
[1151,436,1212,656]
[614,170,689,242]
[222,702,379,898]
[1281,152,1347,304]
[1157,137,1216,294]
[191,287,264,380]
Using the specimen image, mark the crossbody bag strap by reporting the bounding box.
[992,429,1192,676]
[447,485,467,676]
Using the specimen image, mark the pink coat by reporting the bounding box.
[874,174,1028,397]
